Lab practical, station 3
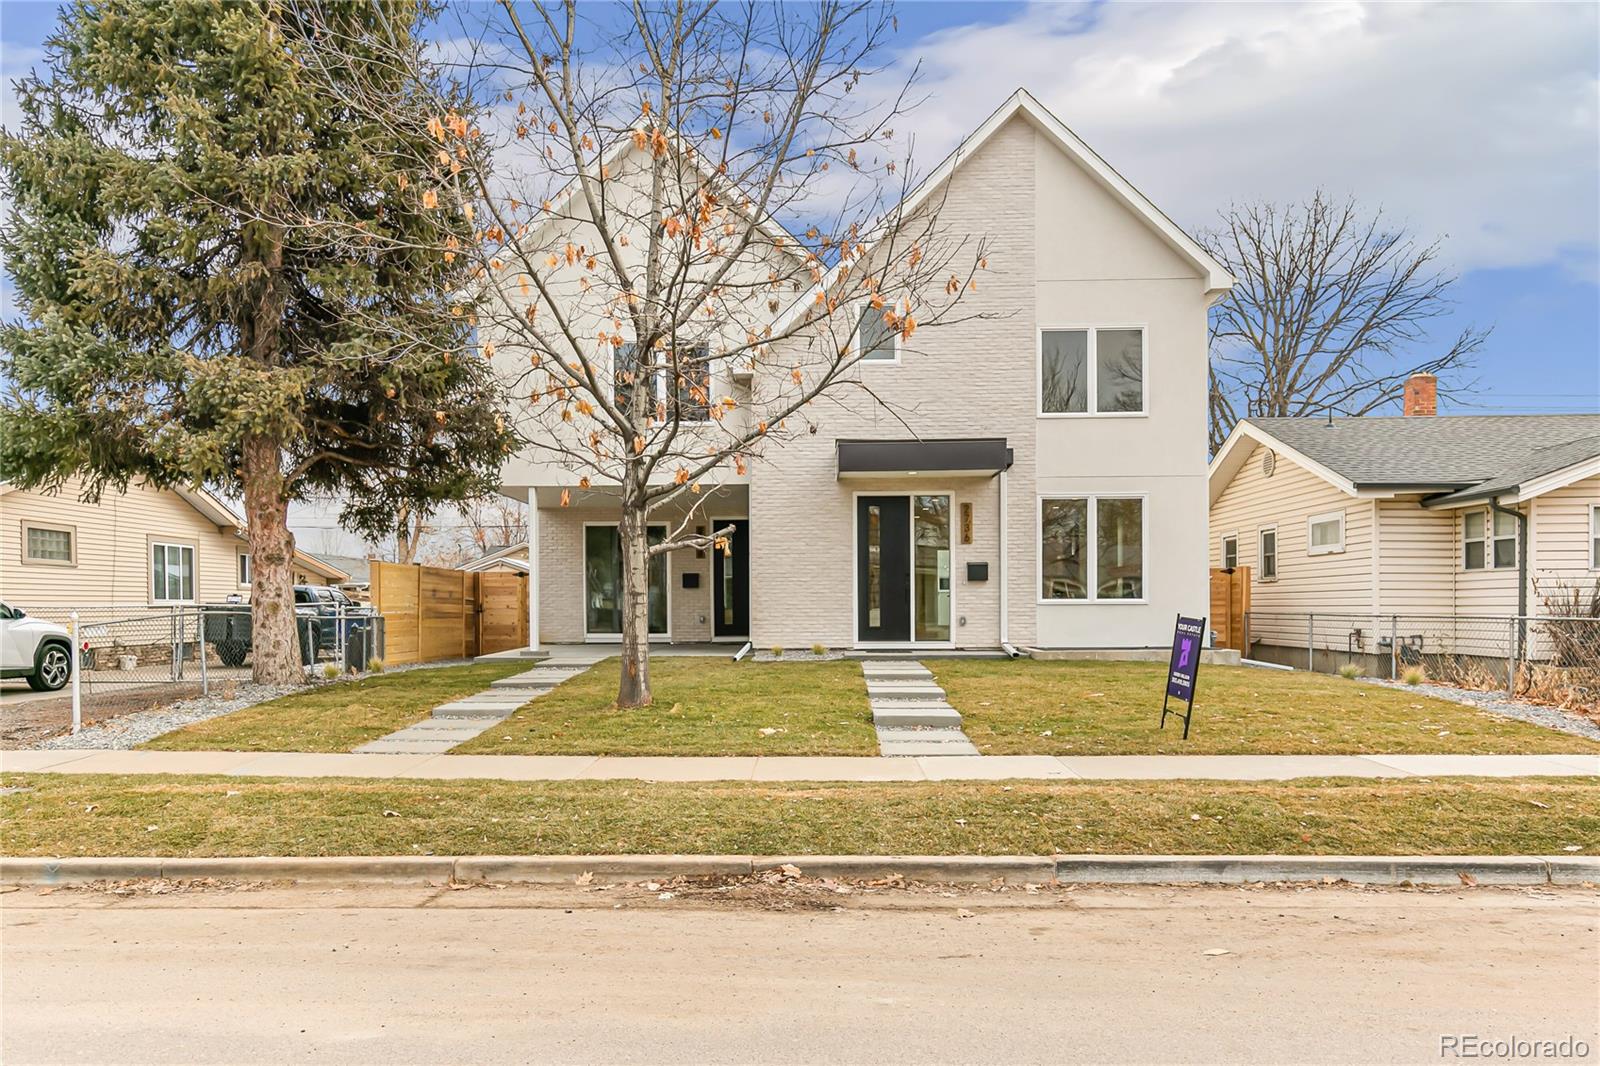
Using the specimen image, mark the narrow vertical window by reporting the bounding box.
[1040,330,1088,413]
[1221,534,1238,570]
[1258,529,1278,580]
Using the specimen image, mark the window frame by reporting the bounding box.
[580,521,671,641]
[1220,532,1238,571]
[1036,493,1149,605]
[150,540,197,603]
[1037,324,1148,418]
[21,521,77,567]
[1462,507,1519,571]
[1258,526,1278,582]
[1591,504,1600,571]
[1306,510,1346,556]
[854,301,900,365]
[237,552,252,588]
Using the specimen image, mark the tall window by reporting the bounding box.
[1040,496,1144,601]
[672,345,711,421]
[583,525,667,636]
[1258,528,1278,580]
[1039,328,1144,414]
[23,524,74,565]
[857,304,897,361]
[1221,534,1238,570]
[152,543,195,601]
[238,553,252,586]
[1464,509,1517,570]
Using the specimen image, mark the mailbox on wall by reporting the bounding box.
[966,562,989,582]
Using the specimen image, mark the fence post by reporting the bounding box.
[1390,615,1398,681]
[69,610,81,735]
[1506,616,1517,700]
[1307,613,1315,672]
[198,606,208,697]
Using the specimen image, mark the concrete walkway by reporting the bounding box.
[863,660,978,756]
[352,654,593,755]
[3,748,1594,782]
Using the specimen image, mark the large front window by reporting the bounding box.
[584,524,667,636]
[1040,496,1143,601]
[152,542,195,601]
[1040,328,1144,414]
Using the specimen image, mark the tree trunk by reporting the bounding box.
[243,432,304,686]
[616,503,653,708]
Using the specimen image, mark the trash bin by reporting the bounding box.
[297,616,318,666]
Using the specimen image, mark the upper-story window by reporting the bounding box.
[1463,508,1517,570]
[856,304,898,362]
[614,342,711,421]
[1220,533,1238,570]
[1040,327,1144,416]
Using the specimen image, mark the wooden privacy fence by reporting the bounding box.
[1209,566,1251,651]
[369,561,528,664]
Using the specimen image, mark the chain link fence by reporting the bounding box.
[11,604,385,722]
[1243,610,1600,712]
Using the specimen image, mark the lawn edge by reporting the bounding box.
[2,853,1594,887]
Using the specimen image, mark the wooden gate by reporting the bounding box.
[478,571,529,655]
[370,562,528,664]
[1209,566,1251,651]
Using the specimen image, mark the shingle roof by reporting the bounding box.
[1243,414,1600,495]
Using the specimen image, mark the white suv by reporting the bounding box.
[0,602,74,692]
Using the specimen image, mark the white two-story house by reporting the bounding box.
[495,89,1232,653]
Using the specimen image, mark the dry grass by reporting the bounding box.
[453,657,877,756]
[931,660,1600,756]
[140,662,529,753]
[2,773,1595,857]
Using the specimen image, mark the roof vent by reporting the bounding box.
[1262,450,1277,478]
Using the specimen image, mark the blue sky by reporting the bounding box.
[3,0,1597,415]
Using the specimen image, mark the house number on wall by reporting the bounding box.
[960,502,973,545]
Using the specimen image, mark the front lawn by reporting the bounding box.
[3,773,1595,857]
[453,657,877,756]
[933,660,1600,756]
[141,661,529,753]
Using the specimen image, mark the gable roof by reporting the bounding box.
[767,88,1233,343]
[1209,414,1600,507]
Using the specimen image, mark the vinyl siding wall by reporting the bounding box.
[1207,443,1374,651]
[1530,475,1600,606]
[1,479,245,608]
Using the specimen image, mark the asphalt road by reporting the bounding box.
[3,880,1597,1065]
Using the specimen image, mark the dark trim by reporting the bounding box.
[837,438,1013,476]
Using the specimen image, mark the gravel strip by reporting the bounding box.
[34,659,479,751]
[1364,678,1600,742]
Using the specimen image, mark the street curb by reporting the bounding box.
[2,854,1595,887]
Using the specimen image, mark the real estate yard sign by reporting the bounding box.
[1160,614,1207,740]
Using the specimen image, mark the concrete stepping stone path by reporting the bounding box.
[861,661,979,757]
[353,658,591,755]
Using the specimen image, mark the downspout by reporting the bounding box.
[1490,499,1527,665]
[998,465,1021,659]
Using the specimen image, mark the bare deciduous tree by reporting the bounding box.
[1202,191,1487,452]
[308,0,991,706]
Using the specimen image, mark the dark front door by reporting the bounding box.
[857,496,911,642]
[712,519,750,638]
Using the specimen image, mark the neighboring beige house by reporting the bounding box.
[1208,374,1600,666]
[1,478,349,608]
[495,90,1233,651]
[458,543,529,575]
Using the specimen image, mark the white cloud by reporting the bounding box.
[885,1,1599,276]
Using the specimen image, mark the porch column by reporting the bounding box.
[527,501,541,652]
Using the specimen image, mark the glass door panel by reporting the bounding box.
[913,495,951,641]
[585,524,668,636]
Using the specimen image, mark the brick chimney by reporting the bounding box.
[1403,373,1438,417]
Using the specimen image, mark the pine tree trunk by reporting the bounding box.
[616,504,653,708]
[243,432,303,686]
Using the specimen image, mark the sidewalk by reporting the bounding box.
[3,748,1595,782]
